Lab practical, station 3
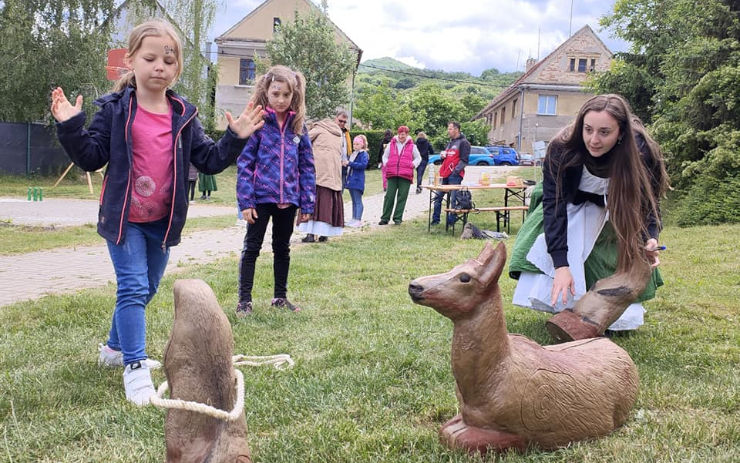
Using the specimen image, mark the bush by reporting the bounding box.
[668,172,740,227]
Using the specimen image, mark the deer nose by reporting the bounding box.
[408,282,424,301]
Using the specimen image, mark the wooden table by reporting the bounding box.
[423,183,528,233]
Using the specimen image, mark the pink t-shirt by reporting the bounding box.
[128,104,174,223]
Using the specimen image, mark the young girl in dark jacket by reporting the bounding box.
[51,20,264,405]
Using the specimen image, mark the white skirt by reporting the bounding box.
[511,200,645,331]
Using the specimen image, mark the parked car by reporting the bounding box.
[428,146,519,166]
[484,146,519,166]
[519,152,545,166]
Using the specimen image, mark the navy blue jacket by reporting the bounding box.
[345,150,369,192]
[55,86,247,247]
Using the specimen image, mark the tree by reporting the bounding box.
[264,9,356,120]
[0,0,114,122]
[592,0,740,224]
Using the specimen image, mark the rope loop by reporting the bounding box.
[148,353,294,420]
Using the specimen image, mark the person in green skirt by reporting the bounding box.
[509,94,669,332]
[198,172,217,199]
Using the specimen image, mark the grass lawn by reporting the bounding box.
[1,213,737,461]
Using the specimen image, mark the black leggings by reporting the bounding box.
[238,203,297,302]
[188,181,196,200]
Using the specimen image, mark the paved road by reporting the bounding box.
[0,166,518,307]
[0,190,431,307]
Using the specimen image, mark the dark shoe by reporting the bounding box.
[393,220,402,225]
[200,195,207,200]
[318,236,328,242]
[301,234,315,243]
[378,220,388,225]
[271,297,301,312]
[416,186,422,194]
[430,221,440,226]
[235,301,253,318]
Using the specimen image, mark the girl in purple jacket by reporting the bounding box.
[236,65,316,316]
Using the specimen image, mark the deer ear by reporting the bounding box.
[478,242,507,285]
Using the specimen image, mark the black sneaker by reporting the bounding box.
[318,236,328,242]
[301,234,315,243]
[378,220,388,225]
[416,186,422,194]
[235,301,253,317]
[271,298,301,312]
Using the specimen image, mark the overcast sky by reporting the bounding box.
[209,0,628,76]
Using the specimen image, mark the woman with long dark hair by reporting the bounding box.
[509,94,669,334]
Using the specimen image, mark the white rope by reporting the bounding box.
[148,353,294,421]
[232,354,294,370]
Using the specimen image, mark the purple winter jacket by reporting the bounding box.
[236,108,316,214]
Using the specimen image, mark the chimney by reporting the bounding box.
[525,58,537,72]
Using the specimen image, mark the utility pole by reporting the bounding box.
[569,0,574,36]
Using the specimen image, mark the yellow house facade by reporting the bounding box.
[214,0,361,129]
[473,25,612,154]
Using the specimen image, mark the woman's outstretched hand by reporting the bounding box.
[50,87,83,122]
[645,238,661,268]
[226,102,265,139]
[551,266,575,307]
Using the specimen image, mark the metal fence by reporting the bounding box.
[0,122,70,176]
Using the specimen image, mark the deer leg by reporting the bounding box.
[547,260,652,341]
[440,414,527,455]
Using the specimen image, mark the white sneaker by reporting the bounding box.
[98,344,161,369]
[123,361,155,406]
[348,220,362,228]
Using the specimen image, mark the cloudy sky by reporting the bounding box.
[209,0,627,76]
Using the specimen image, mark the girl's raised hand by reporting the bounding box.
[226,102,265,139]
[50,87,83,122]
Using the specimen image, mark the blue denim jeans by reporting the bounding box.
[349,188,363,220]
[432,172,463,224]
[105,219,169,365]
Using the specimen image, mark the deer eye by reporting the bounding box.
[459,273,471,283]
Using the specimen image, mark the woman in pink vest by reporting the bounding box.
[379,126,421,225]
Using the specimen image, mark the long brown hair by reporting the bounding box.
[546,94,666,270]
[250,65,306,135]
[112,20,184,93]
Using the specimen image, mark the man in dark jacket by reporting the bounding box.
[431,121,470,225]
[415,131,433,194]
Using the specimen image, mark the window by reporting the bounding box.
[492,111,497,129]
[537,95,557,115]
[578,58,587,72]
[569,58,576,72]
[501,107,506,125]
[273,17,281,32]
[590,58,596,72]
[512,99,517,119]
[239,58,256,85]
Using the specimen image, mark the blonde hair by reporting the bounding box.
[112,20,183,93]
[354,134,368,150]
[250,65,307,135]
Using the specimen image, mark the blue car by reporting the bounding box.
[429,146,519,166]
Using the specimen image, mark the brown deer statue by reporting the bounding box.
[546,259,653,341]
[408,242,639,454]
[162,279,251,463]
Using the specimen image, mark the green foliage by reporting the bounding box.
[354,57,520,144]
[0,0,115,122]
[593,0,740,225]
[668,171,740,226]
[265,10,356,120]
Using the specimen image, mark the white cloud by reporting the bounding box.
[210,0,628,75]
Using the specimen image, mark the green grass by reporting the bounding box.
[1,215,738,462]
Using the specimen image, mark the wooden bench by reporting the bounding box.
[444,206,529,233]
